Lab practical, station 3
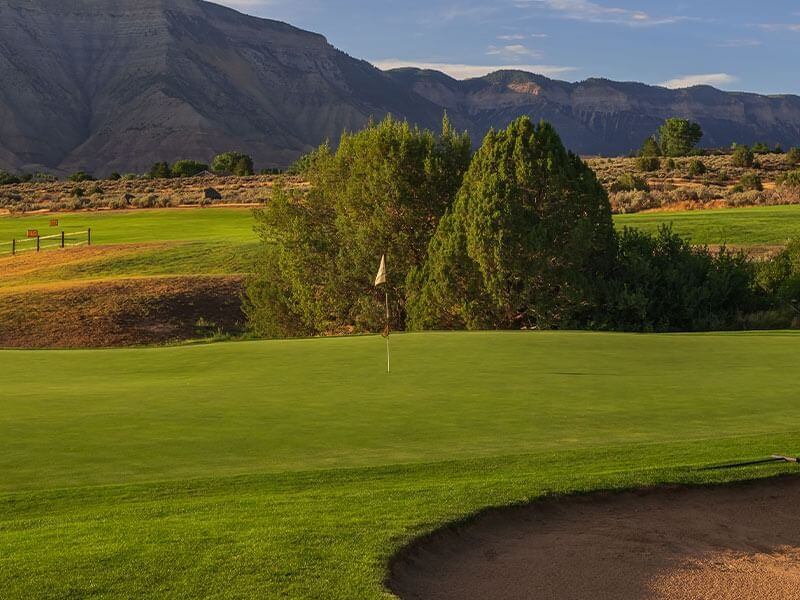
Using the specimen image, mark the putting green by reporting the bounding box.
[1,332,799,597]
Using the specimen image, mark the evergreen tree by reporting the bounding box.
[658,118,703,157]
[407,117,617,331]
[212,152,254,176]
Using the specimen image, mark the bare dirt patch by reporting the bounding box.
[0,275,245,348]
[389,477,800,600]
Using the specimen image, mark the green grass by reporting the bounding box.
[0,208,257,245]
[614,204,800,246]
[1,332,799,598]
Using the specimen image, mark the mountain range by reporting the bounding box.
[1,0,800,175]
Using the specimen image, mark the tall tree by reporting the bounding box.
[658,118,703,157]
[245,115,471,337]
[407,117,617,331]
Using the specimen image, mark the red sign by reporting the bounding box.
[27,230,39,238]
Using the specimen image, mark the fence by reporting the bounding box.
[0,229,91,256]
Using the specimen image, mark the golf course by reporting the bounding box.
[1,331,799,597]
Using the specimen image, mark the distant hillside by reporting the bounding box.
[1,0,799,175]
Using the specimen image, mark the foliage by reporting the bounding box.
[687,158,707,176]
[407,117,617,331]
[286,144,330,176]
[755,240,800,312]
[69,170,95,182]
[171,160,209,178]
[731,144,755,168]
[109,172,122,181]
[734,172,763,192]
[611,172,650,192]
[600,226,759,332]
[212,152,254,176]
[0,170,21,185]
[786,148,800,166]
[639,136,661,157]
[777,170,800,187]
[245,115,472,337]
[636,156,660,172]
[149,162,172,179]
[657,118,703,157]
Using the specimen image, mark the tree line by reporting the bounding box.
[246,115,800,337]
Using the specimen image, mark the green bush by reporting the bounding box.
[731,144,754,168]
[245,116,471,337]
[665,158,677,171]
[0,170,21,185]
[734,172,763,192]
[639,136,661,158]
[777,170,800,187]
[149,162,172,179]
[786,148,800,166]
[611,173,650,192]
[636,156,660,172]
[171,160,209,178]
[69,170,95,183]
[212,152,254,176]
[108,172,122,181]
[687,159,707,177]
[70,186,85,198]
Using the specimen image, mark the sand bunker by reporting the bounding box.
[389,477,800,600]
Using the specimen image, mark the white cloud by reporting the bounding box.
[486,44,542,59]
[517,0,688,26]
[658,73,738,89]
[712,39,762,48]
[497,34,527,40]
[372,59,577,80]
[759,23,800,32]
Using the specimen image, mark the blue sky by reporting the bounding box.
[218,0,799,94]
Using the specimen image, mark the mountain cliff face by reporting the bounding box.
[1,0,799,174]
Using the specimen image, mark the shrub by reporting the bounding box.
[171,160,209,178]
[731,144,754,168]
[109,172,122,180]
[149,162,172,179]
[752,142,772,154]
[636,156,660,172]
[665,158,676,171]
[246,115,471,337]
[786,148,800,166]
[69,170,95,182]
[610,173,650,192]
[777,170,800,187]
[734,173,763,192]
[0,170,21,185]
[687,159,707,177]
[70,187,85,198]
[212,152,254,176]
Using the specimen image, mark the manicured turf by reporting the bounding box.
[1,332,799,597]
[0,208,257,245]
[615,204,800,246]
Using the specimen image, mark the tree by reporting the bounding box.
[149,162,171,179]
[687,159,707,177]
[245,115,472,337]
[212,152,254,176]
[658,118,703,157]
[69,170,95,182]
[786,147,800,166]
[639,136,662,157]
[731,144,754,168]
[171,160,209,178]
[407,117,618,331]
[0,170,21,185]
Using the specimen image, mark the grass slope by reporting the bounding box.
[615,204,800,246]
[1,332,799,597]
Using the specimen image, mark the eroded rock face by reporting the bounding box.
[1,0,799,174]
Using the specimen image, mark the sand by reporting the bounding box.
[389,477,800,600]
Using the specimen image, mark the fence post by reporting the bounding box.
[61,231,65,248]
[87,228,92,246]
[11,239,15,256]
[36,236,40,252]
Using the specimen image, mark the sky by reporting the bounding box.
[216,0,800,95]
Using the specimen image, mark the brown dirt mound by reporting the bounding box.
[389,477,800,600]
[0,275,245,348]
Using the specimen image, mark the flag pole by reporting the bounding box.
[385,288,390,373]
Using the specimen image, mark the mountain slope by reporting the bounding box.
[1,0,799,174]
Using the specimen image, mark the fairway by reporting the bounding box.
[615,204,800,246]
[2,332,799,597]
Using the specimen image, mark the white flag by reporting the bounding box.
[374,255,387,286]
